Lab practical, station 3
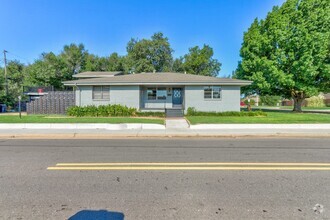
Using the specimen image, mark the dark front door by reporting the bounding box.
[172,88,182,105]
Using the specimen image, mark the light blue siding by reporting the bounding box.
[76,85,140,109]
[109,85,140,108]
[75,85,241,112]
[184,85,241,112]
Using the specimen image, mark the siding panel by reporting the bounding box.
[185,85,241,112]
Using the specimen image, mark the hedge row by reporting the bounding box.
[67,105,137,117]
[186,107,267,117]
[66,104,166,117]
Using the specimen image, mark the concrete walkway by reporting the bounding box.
[0,123,329,138]
[0,127,329,139]
[165,118,190,129]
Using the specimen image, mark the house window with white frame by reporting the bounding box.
[204,86,221,100]
[93,86,110,100]
[157,87,167,100]
[147,87,167,100]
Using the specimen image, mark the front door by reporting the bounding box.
[172,88,182,105]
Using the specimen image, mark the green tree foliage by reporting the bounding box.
[126,32,173,73]
[260,95,281,106]
[84,53,125,72]
[2,33,223,108]
[61,43,87,75]
[235,0,330,112]
[107,53,125,71]
[25,52,70,89]
[181,45,221,77]
[172,58,185,73]
[0,60,25,106]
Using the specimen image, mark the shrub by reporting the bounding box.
[306,94,326,107]
[186,107,267,117]
[67,104,137,117]
[243,99,256,105]
[260,95,281,106]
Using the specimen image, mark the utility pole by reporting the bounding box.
[3,50,8,96]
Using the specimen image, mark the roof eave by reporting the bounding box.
[63,81,252,86]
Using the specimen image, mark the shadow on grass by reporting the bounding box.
[68,210,124,220]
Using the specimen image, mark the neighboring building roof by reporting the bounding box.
[73,71,123,78]
[63,72,252,86]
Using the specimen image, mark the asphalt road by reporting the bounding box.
[0,138,330,220]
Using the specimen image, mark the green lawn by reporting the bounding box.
[186,112,330,124]
[251,106,330,110]
[0,115,164,124]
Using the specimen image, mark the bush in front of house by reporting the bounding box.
[67,104,137,117]
[306,94,326,107]
[186,107,267,117]
[260,95,281,106]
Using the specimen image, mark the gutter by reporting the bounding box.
[63,82,253,86]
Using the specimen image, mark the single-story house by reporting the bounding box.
[63,72,252,114]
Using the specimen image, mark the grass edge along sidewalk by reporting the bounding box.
[186,111,330,124]
[1,111,330,124]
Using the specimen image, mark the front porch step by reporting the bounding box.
[166,109,184,118]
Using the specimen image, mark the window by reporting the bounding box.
[93,86,110,100]
[157,87,167,100]
[147,87,168,100]
[204,86,221,100]
[147,88,157,100]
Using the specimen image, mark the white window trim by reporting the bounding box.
[204,86,221,100]
[147,87,168,101]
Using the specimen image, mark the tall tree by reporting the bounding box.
[60,43,88,75]
[126,32,173,73]
[25,52,70,89]
[107,52,125,71]
[171,58,185,73]
[181,45,221,77]
[235,0,330,112]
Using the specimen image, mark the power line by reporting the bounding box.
[6,51,31,63]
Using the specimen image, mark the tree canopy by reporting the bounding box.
[181,45,221,77]
[235,0,330,111]
[125,32,173,73]
[1,32,222,107]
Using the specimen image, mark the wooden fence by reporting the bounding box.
[27,91,75,115]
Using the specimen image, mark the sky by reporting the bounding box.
[0,0,285,77]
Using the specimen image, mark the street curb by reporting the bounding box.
[190,124,330,129]
[1,123,330,130]
[0,132,329,139]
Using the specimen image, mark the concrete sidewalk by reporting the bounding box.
[0,124,330,139]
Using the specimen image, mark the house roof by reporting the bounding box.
[73,71,123,78]
[64,72,252,86]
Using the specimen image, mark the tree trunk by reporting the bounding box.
[293,97,304,112]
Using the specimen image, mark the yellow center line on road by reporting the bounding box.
[47,166,330,170]
[47,162,330,171]
[55,162,330,166]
